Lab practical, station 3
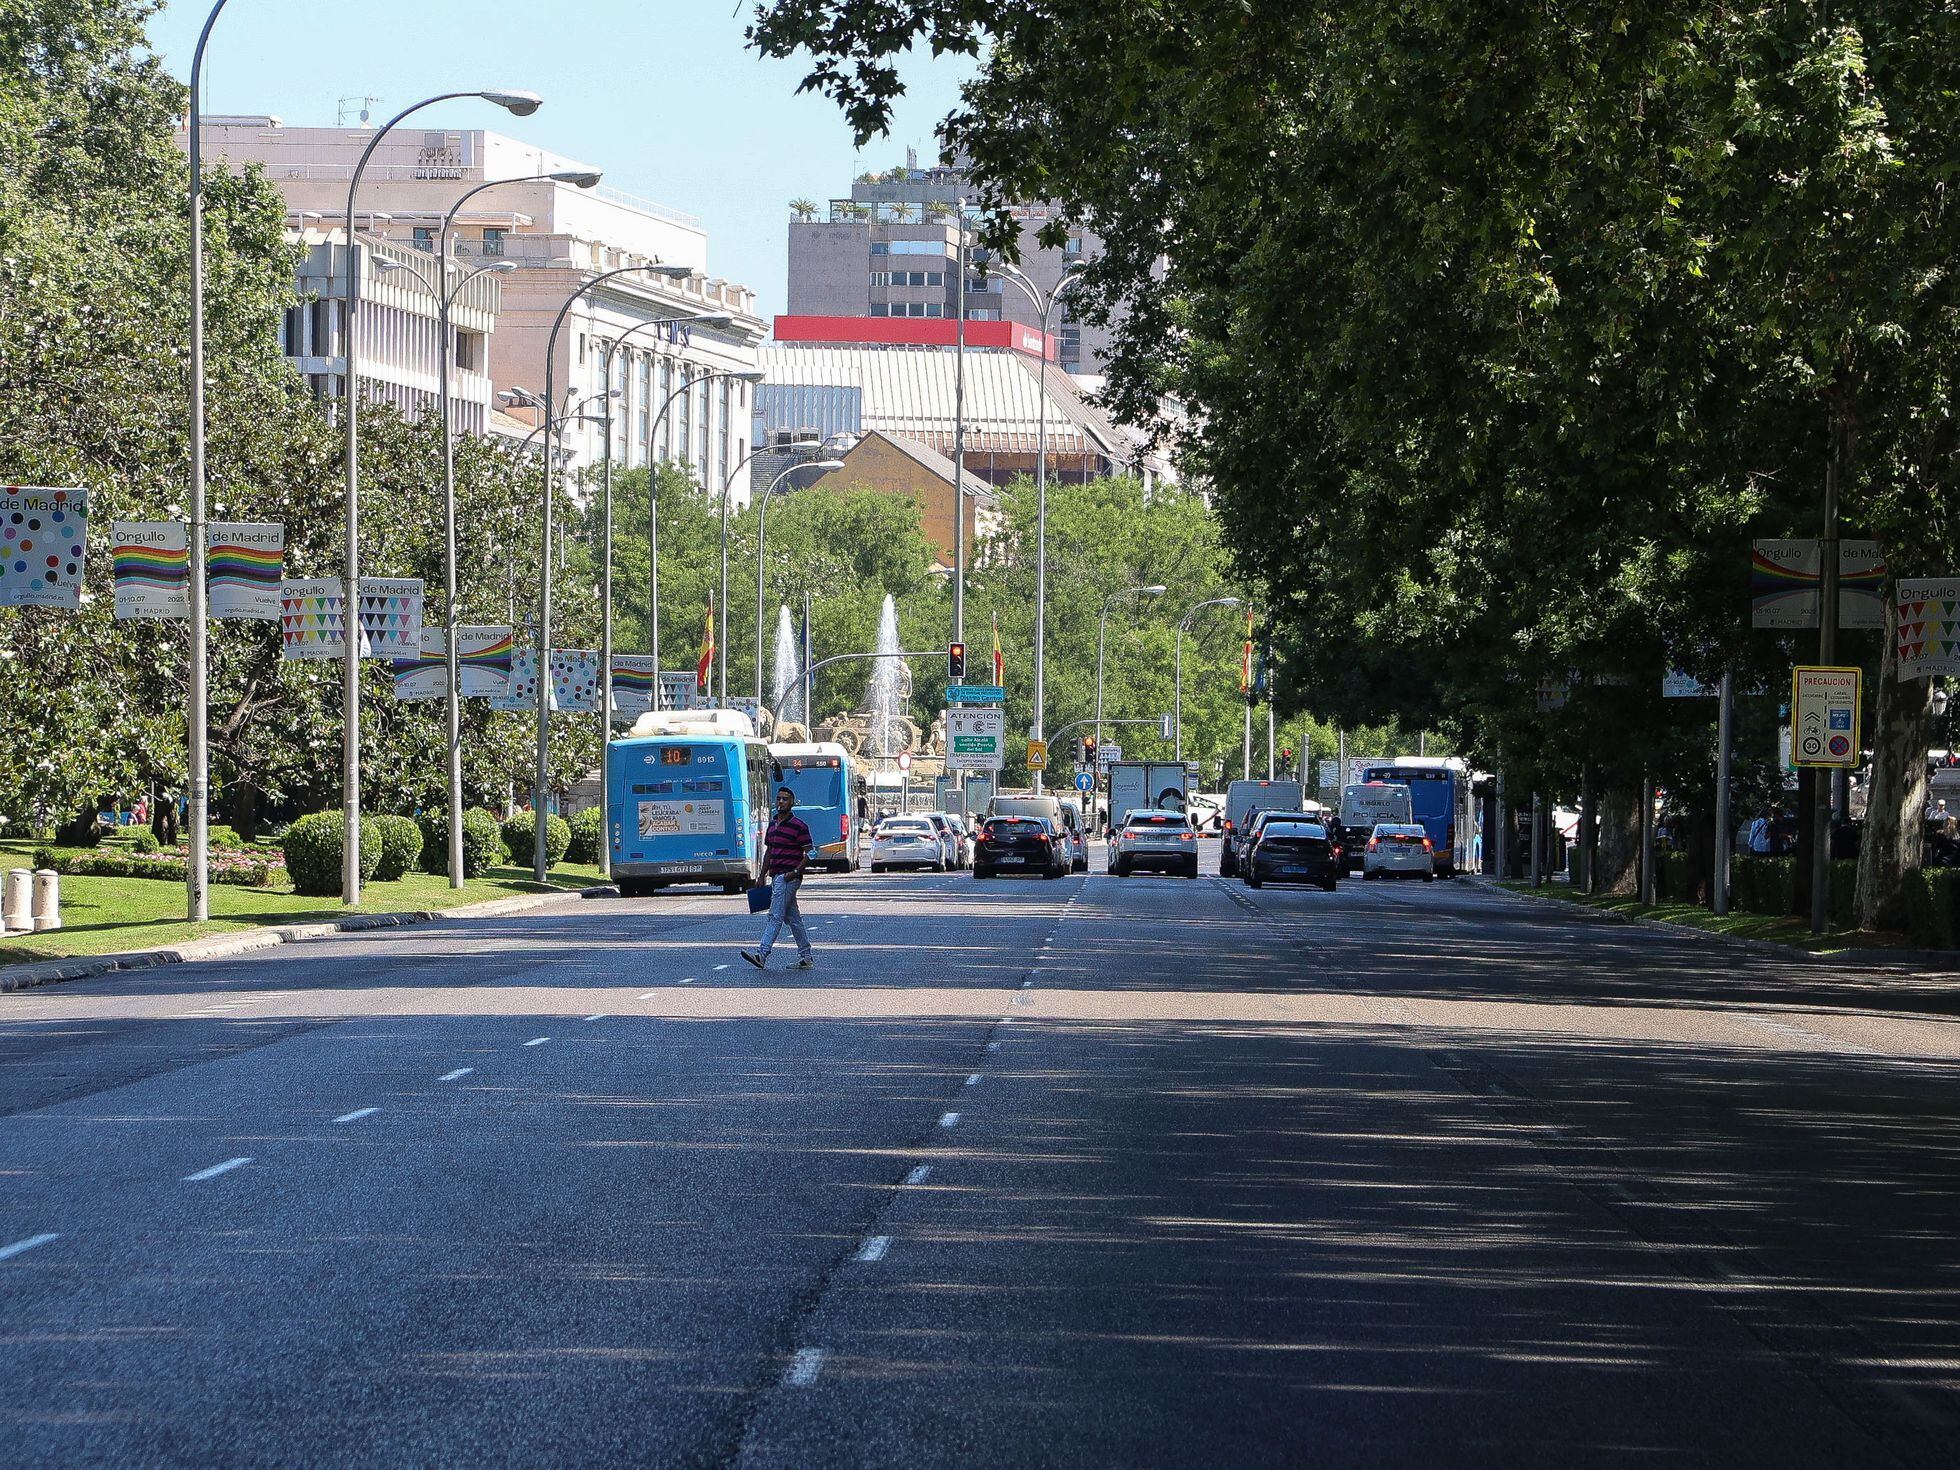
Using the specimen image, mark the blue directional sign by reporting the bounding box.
[946,684,1006,704]
[1075,771,1094,793]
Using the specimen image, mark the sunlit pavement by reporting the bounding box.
[3,845,1959,1466]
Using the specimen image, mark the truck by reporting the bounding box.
[1105,760,1191,833]
[1336,781,1414,872]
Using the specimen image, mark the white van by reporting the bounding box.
[1338,782,1413,871]
[1220,779,1306,877]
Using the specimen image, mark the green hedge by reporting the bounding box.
[1655,851,1698,904]
[1902,869,1960,950]
[419,807,506,878]
[128,828,161,854]
[502,810,571,868]
[31,847,278,888]
[566,806,604,865]
[282,812,382,897]
[1732,857,1796,916]
[1829,859,1859,931]
[371,815,424,881]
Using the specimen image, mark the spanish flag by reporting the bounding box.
[991,611,1004,686]
[696,598,715,694]
[1241,608,1255,693]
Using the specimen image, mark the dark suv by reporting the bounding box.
[1244,820,1341,891]
[973,816,1069,879]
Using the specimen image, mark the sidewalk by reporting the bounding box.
[0,886,613,994]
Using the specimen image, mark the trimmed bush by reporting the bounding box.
[1829,859,1860,931]
[420,807,507,878]
[503,809,571,869]
[1903,868,1960,950]
[208,824,246,849]
[128,827,161,854]
[282,811,382,897]
[1732,857,1796,916]
[566,806,604,865]
[372,815,424,881]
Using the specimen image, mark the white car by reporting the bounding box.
[1362,822,1435,880]
[1110,810,1200,878]
[923,811,968,868]
[871,817,951,872]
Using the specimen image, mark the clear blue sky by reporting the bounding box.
[145,0,973,320]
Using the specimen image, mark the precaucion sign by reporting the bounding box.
[1790,665,1862,768]
[1026,738,1048,771]
[945,707,1005,772]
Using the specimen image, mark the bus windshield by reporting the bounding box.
[778,758,845,811]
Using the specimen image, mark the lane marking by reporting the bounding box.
[183,1157,251,1183]
[439,1068,474,1082]
[678,978,695,985]
[523,1036,551,1047]
[331,1107,379,1124]
[784,1347,827,1386]
[985,1041,1000,1053]
[584,1014,608,1022]
[714,964,730,971]
[904,1165,932,1186]
[965,1074,981,1086]
[0,1233,59,1262]
[855,1235,891,1263]
[939,1112,961,1128]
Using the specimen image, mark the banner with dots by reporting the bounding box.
[1,487,87,610]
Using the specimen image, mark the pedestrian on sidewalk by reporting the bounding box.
[742,786,815,971]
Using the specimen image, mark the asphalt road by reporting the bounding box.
[4,841,1960,1467]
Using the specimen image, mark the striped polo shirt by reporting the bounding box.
[763,813,813,877]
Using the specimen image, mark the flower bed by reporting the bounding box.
[31,846,283,889]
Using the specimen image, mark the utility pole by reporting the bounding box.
[1811,421,1841,934]
[1714,668,1735,915]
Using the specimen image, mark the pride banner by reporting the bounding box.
[112,522,189,619]
[207,522,283,619]
[391,629,447,700]
[1897,579,1960,681]
[1751,539,1885,629]
[611,654,658,717]
[280,577,345,660]
[356,577,423,660]
[458,625,514,697]
[1,486,87,609]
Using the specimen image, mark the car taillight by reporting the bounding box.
[1423,838,1434,852]
[1367,838,1379,852]
[1179,832,1194,842]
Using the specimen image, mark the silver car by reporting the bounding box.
[1362,822,1435,880]
[871,817,950,872]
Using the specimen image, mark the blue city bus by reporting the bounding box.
[769,741,865,871]
[1358,758,1473,876]
[608,711,773,896]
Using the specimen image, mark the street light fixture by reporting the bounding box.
[716,442,817,699]
[1096,584,1168,799]
[1174,596,1241,764]
[992,260,1087,791]
[338,86,545,907]
[756,458,848,710]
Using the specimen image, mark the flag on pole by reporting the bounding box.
[1241,608,1255,693]
[991,610,1004,686]
[696,597,715,694]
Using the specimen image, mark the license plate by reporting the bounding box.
[998,856,1025,865]
[663,864,703,874]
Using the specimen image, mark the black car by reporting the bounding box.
[973,816,1069,879]
[1244,820,1341,891]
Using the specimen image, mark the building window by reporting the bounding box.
[870,303,889,317]
[482,228,505,257]
[926,272,943,287]
[412,227,436,253]
[658,358,673,459]
[698,377,710,479]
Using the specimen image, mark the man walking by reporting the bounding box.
[742,787,815,970]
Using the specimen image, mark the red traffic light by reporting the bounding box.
[948,642,967,679]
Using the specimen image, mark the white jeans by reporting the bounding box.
[759,872,812,960]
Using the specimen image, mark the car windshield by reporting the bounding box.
[880,821,932,834]
[1374,823,1424,837]
[1126,813,1188,828]
[985,819,1044,837]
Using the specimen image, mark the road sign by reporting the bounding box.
[1075,771,1094,793]
[1096,741,1123,769]
[1318,759,1340,789]
[897,751,913,772]
[1026,738,1048,771]
[1791,665,1862,768]
[1663,671,1718,698]
[945,684,1005,704]
[945,707,1005,772]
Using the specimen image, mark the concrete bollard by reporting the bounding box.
[31,869,61,932]
[2,868,30,933]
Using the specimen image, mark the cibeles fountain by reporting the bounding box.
[759,595,947,776]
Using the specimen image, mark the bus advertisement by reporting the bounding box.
[608,710,772,896]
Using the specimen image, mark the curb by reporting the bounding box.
[1469,875,1960,977]
[0,884,617,995]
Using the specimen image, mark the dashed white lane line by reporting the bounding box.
[182,1157,251,1183]
[678,977,695,985]
[965,1074,981,1086]
[904,1165,932,1186]
[0,1233,60,1262]
[714,964,730,971]
[523,1036,551,1047]
[855,1235,891,1263]
[584,1014,608,1022]
[939,1112,961,1128]
[784,1347,827,1386]
[438,1067,474,1082]
[331,1107,379,1124]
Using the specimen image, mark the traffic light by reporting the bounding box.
[948,641,966,679]
[1083,735,1098,767]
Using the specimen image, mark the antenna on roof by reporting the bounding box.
[338,95,381,127]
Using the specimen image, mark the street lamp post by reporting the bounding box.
[755,458,846,710]
[338,86,542,906]
[1173,596,1241,764]
[717,442,816,701]
[532,263,705,882]
[1095,585,1167,800]
[993,261,1086,792]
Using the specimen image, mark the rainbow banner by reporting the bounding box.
[458,625,514,698]
[391,629,447,701]
[112,521,189,619]
[2,486,88,609]
[1751,539,1885,629]
[611,654,658,718]
[280,577,345,660]
[1897,579,1960,681]
[207,522,284,619]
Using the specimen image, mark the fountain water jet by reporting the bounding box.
[771,605,801,725]
[867,595,903,759]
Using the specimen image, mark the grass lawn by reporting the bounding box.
[0,839,603,968]
[1498,880,1920,955]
